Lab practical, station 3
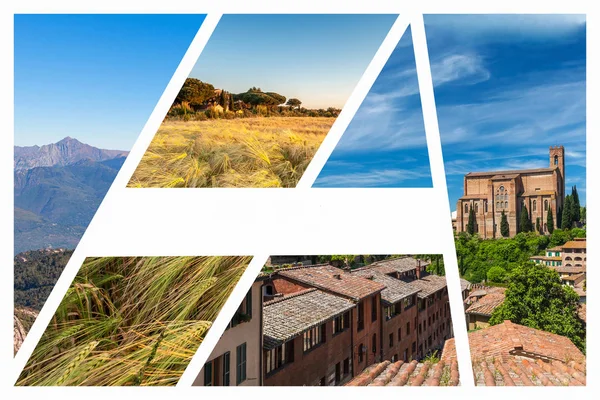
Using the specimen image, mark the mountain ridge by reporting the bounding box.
[15,137,128,170]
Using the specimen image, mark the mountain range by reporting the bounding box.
[14,137,128,254]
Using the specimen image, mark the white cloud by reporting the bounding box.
[431,54,490,86]
[315,168,431,187]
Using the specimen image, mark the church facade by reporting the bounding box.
[455,146,565,238]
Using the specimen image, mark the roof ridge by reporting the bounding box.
[264,288,318,307]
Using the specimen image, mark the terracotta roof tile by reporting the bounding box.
[278,264,384,301]
[263,288,354,349]
[561,240,587,249]
[465,287,506,317]
[407,274,447,298]
[363,256,429,275]
[347,340,459,386]
[442,322,586,386]
[351,269,419,304]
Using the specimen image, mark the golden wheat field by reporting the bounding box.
[128,117,335,188]
[17,256,251,386]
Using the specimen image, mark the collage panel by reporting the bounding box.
[128,14,397,188]
[14,14,206,354]
[314,26,432,188]
[16,256,252,386]
[425,15,587,385]
[195,255,467,386]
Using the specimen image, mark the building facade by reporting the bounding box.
[456,146,565,238]
[194,280,263,386]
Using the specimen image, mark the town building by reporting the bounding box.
[261,256,456,386]
[455,146,565,238]
[193,280,263,386]
[529,239,586,302]
[464,285,506,330]
[196,256,459,387]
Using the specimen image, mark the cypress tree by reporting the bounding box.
[519,204,532,232]
[546,207,554,234]
[572,186,580,222]
[467,205,476,235]
[557,205,563,228]
[562,195,573,229]
[500,210,510,237]
[536,217,541,234]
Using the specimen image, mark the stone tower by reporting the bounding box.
[549,145,565,201]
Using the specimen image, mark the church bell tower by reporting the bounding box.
[549,145,565,202]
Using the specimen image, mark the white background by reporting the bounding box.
[0,1,595,399]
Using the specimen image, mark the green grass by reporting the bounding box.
[128,117,334,188]
[17,256,251,386]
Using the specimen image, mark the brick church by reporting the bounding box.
[455,146,565,238]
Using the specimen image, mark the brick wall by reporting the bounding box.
[264,318,353,386]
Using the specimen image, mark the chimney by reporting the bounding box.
[333,274,342,280]
[416,259,422,279]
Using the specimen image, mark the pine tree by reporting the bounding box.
[547,207,554,234]
[571,186,580,222]
[466,205,476,235]
[562,195,573,229]
[519,204,532,232]
[500,210,510,237]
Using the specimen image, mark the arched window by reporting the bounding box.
[533,200,537,212]
[544,200,548,211]
[499,185,505,192]
[475,203,479,213]
[505,201,508,209]
[485,202,488,212]
[565,257,573,261]
[544,223,547,232]
[464,204,468,213]
[497,201,501,209]
[554,155,559,165]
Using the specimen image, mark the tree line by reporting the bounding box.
[168,78,341,120]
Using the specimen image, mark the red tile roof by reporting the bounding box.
[278,264,384,301]
[562,240,587,249]
[346,340,459,386]
[465,287,506,317]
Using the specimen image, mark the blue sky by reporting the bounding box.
[424,15,586,207]
[15,14,205,150]
[314,26,432,188]
[190,14,397,109]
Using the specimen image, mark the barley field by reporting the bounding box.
[17,256,251,386]
[128,117,335,188]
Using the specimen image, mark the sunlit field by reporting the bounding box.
[17,256,251,386]
[128,117,334,188]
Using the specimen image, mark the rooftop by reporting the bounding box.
[465,288,506,317]
[278,264,384,301]
[468,320,584,364]
[364,256,430,275]
[346,340,459,386]
[263,288,354,350]
[562,240,587,250]
[466,167,555,178]
[442,321,586,386]
[521,190,556,197]
[406,274,447,298]
[351,269,420,304]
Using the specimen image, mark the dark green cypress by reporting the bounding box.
[500,210,510,237]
